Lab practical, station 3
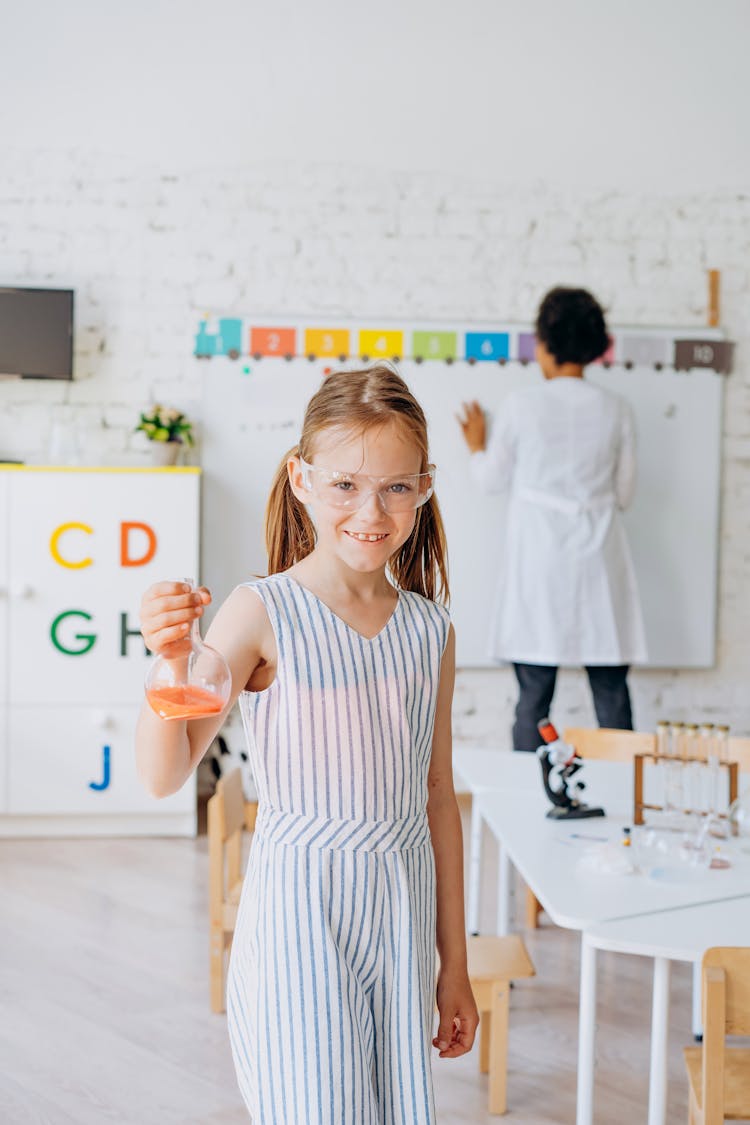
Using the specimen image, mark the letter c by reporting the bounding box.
[50,523,93,569]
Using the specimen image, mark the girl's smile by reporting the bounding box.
[344,530,390,542]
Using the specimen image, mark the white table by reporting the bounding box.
[453,746,636,933]
[453,747,544,933]
[472,764,750,1125]
[478,785,750,934]
[581,896,750,1125]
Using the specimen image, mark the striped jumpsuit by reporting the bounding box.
[227,574,450,1125]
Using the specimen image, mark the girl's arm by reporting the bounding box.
[135,582,269,798]
[426,624,479,1059]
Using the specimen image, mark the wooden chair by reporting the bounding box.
[523,728,656,929]
[207,768,258,1013]
[563,726,656,761]
[728,737,750,775]
[566,729,749,769]
[466,934,536,1115]
[683,947,750,1124]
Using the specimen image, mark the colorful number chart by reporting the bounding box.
[197,317,731,668]
[195,317,734,373]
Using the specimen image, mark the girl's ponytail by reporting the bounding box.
[390,493,449,605]
[264,446,316,574]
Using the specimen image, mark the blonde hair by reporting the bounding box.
[264,365,449,604]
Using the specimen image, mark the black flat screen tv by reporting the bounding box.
[0,286,74,380]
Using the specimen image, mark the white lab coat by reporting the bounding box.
[471,377,647,667]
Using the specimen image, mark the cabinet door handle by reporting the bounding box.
[91,712,115,731]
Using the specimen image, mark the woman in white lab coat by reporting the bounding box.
[459,287,647,751]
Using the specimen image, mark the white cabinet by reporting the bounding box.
[0,467,200,837]
[0,473,8,813]
[7,706,193,816]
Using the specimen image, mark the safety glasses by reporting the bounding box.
[298,458,436,513]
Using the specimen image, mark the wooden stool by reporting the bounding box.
[467,933,536,1115]
[207,769,258,1013]
[525,885,544,929]
[683,947,750,1124]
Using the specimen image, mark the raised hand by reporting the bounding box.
[456,401,487,453]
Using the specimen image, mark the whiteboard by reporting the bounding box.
[198,325,723,669]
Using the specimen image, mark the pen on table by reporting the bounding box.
[570,832,608,842]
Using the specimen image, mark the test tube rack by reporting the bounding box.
[633,752,739,829]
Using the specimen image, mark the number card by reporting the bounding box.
[517,332,536,362]
[618,335,672,368]
[465,332,510,362]
[412,331,457,361]
[358,330,404,358]
[304,328,350,357]
[674,339,734,375]
[250,326,297,357]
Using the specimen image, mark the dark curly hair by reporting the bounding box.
[535,287,610,366]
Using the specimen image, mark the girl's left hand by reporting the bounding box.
[433,969,480,1059]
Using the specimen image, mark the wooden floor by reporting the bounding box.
[0,819,705,1124]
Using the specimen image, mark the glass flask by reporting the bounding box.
[145,579,231,721]
[728,786,750,850]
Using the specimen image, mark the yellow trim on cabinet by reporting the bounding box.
[0,465,202,473]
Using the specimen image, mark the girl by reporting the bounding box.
[136,365,479,1124]
[458,286,647,752]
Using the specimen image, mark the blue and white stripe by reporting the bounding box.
[227,574,449,1124]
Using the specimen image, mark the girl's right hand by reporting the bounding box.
[139,581,211,658]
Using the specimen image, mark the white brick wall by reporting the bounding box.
[2,152,749,737]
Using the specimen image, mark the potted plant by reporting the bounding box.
[135,405,195,465]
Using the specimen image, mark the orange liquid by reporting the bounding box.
[146,685,225,720]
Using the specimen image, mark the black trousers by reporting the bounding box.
[512,662,633,753]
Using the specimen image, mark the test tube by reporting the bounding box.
[655,721,670,828]
[701,722,717,823]
[665,721,684,827]
[715,724,730,762]
[656,720,670,758]
[684,723,701,825]
[713,725,731,837]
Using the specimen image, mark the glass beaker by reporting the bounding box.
[144,579,231,721]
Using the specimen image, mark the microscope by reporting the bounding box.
[536,718,606,820]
